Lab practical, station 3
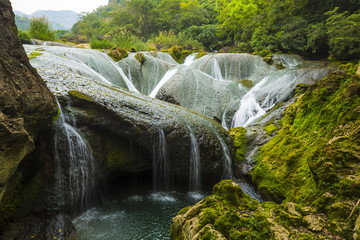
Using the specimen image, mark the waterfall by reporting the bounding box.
[184,53,198,66]
[231,91,266,128]
[101,53,140,93]
[152,129,170,191]
[149,68,178,98]
[212,57,224,81]
[55,99,99,214]
[208,126,233,179]
[189,132,201,191]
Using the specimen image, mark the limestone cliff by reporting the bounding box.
[0,0,57,224]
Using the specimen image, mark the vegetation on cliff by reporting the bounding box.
[171,65,360,239]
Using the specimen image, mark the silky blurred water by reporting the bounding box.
[70,187,207,240]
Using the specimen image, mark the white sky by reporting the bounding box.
[9,0,109,15]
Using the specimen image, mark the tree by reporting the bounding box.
[29,17,55,41]
[326,8,360,60]
[184,24,218,49]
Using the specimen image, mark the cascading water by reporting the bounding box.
[55,99,100,214]
[101,52,139,93]
[208,126,233,179]
[212,57,224,81]
[149,68,178,98]
[24,44,329,239]
[189,132,201,191]
[184,53,198,66]
[152,129,170,191]
[231,91,266,128]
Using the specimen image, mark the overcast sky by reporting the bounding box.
[9,0,109,15]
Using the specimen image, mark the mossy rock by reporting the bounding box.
[228,127,246,163]
[264,123,278,135]
[197,51,208,59]
[27,52,43,60]
[275,62,285,70]
[135,52,146,64]
[108,47,128,62]
[239,80,255,88]
[68,91,95,102]
[263,56,274,65]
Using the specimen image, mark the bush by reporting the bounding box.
[113,31,149,51]
[108,47,128,61]
[90,39,116,49]
[29,17,55,41]
[18,30,31,44]
[326,8,360,60]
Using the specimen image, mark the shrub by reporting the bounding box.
[29,17,55,41]
[18,30,31,44]
[90,39,115,49]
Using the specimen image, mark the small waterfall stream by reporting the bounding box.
[152,129,170,191]
[55,99,100,214]
[189,132,201,191]
[149,68,178,98]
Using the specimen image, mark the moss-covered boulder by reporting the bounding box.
[170,180,271,240]
[228,127,246,164]
[171,180,348,240]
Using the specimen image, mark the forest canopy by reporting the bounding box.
[34,0,360,60]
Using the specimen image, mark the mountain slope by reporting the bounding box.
[14,10,79,30]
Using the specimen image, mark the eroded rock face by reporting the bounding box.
[0,1,59,237]
[24,44,236,187]
[0,0,56,204]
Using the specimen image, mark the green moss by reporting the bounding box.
[68,91,95,102]
[264,124,278,135]
[199,208,217,228]
[275,62,285,70]
[251,70,360,231]
[135,52,146,64]
[228,127,246,163]
[108,47,128,62]
[27,52,43,60]
[239,80,254,88]
[51,106,61,124]
[178,206,191,215]
[197,51,208,59]
[171,69,360,240]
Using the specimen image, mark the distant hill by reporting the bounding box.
[14,10,80,30]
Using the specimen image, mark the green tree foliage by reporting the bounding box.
[184,24,218,49]
[17,30,31,44]
[70,0,360,59]
[326,8,360,60]
[29,17,55,41]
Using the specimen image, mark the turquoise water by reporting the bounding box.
[70,186,206,240]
